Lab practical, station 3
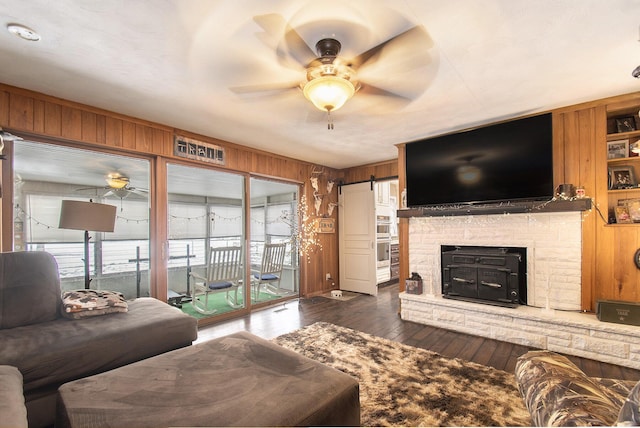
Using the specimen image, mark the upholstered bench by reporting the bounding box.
[56,331,360,427]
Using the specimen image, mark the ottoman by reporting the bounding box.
[56,331,360,427]
[0,365,28,428]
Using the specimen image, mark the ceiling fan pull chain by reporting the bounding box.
[327,110,334,130]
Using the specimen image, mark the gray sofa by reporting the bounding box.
[0,251,198,427]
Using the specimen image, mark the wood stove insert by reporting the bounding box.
[441,245,526,307]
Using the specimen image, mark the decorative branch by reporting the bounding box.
[280,194,322,263]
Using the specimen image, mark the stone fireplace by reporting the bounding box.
[399,209,640,370]
[408,211,582,311]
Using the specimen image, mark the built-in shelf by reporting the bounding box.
[397,198,592,218]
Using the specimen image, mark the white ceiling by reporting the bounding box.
[2,0,640,169]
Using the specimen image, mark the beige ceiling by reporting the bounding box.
[1,0,640,169]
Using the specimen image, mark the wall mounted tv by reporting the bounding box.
[405,113,553,208]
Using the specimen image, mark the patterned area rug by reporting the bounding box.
[273,322,532,427]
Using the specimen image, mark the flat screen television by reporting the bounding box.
[405,113,554,208]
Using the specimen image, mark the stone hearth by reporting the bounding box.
[400,210,640,369]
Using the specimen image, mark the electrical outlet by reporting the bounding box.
[326,273,331,280]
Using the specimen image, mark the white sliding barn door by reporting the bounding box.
[338,181,377,296]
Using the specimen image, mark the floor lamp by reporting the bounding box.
[59,200,117,289]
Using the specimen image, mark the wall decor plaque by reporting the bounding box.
[316,218,335,233]
[174,136,225,165]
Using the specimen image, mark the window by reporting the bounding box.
[14,140,150,298]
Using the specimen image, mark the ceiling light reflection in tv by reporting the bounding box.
[405,113,554,208]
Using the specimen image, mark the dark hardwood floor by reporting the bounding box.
[197,283,640,380]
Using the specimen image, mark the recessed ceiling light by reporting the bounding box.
[7,23,41,42]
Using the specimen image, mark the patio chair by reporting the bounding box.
[190,246,243,315]
[251,243,287,300]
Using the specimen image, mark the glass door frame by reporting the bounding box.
[2,132,155,297]
[159,157,252,323]
[248,174,302,309]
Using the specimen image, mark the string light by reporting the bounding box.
[280,195,322,263]
[15,204,55,229]
[116,215,149,224]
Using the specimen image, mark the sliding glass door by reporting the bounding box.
[166,163,245,320]
[13,140,151,298]
[249,177,300,304]
[11,139,298,320]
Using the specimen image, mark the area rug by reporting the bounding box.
[272,322,532,427]
[178,291,283,319]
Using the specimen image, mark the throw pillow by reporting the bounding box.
[61,289,128,319]
[617,380,640,426]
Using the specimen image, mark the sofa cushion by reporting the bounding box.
[0,297,197,396]
[0,365,28,428]
[515,350,621,426]
[0,251,61,329]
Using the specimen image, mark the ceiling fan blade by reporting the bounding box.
[354,84,415,112]
[283,25,317,67]
[75,185,110,196]
[350,25,428,70]
[254,14,316,68]
[359,84,412,101]
[229,81,300,95]
[253,14,286,37]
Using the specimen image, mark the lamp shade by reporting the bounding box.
[59,200,117,232]
[303,76,355,112]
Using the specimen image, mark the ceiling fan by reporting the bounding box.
[231,14,436,129]
[76,173,148,200]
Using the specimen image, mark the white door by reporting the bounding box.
[339,181,377,296]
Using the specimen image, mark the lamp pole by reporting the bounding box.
[83,230,91,289]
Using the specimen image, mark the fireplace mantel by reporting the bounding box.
[397,198,591,218]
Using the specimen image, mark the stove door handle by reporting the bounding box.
[452,277,475,284]
[481,281,502,288]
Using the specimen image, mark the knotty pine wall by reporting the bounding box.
[553,92,640,311]
[340,159,398,184]
[0,83,340,301]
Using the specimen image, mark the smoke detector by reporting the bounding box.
[6,23,40,42]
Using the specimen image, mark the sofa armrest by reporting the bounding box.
[515,350,621,426]
[0,365,28,428]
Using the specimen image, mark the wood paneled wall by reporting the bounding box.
[5,82,640,311]
[553,92,640,310]
[0,83,339,300]
[340,159,398,184]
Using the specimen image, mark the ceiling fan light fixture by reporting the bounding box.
[105,173,129,189]
[303,75,355,112]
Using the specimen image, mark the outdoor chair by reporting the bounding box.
[190,246,243,315]
[251,243,287,300]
